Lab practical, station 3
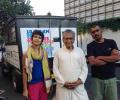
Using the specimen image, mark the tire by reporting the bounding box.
[12,70,23,93]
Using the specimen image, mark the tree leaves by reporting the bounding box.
[0,0,33,36]
[0,0,33,17]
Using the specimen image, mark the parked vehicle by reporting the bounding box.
[2,16,77,93]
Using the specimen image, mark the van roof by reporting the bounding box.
[15,15,77,20]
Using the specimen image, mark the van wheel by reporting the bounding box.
[12,70,23,93]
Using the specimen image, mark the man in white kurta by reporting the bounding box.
[53,29,89,100]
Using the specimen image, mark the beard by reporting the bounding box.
[94,35,103,42]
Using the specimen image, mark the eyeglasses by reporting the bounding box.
[91,29,100,34]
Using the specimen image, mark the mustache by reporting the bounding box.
[94,35,99,37]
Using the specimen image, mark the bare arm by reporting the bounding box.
[96,49,120,62]
[22,54,28,97]
[88,56,107,66]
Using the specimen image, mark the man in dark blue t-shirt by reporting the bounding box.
[87,25,120,100]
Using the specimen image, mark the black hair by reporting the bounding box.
[88,24,101,33]
[31,30,44,42]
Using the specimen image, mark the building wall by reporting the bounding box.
[78,29,120,55]
[65,0,120,22]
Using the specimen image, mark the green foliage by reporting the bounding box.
[77,17,120,34]
[77,21,87,34]
[0,0,33,35]
[0,0,33,17]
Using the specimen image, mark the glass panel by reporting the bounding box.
[86,0,91,3]
[99,13,105,20]
[70,8,74,14]
[61,19,77,27]
[75,13,80,18]
[17,19,38,27]
[92,8,98,15]
[80,11,85,17]
[75,6,80,13]
[114,2,120,10]
[70,14,75,17]
[114,10,120,17]
[49,19,60,27]
[86,10,91,16]
[39,19,49,27]
[80,0,85,4]
[99,6,105,13]
[80,5,85,11]
[106,0,112,4]
[65,10,70,15]
[65,3,69,9]
[86,3,91,10]
[92,15,98,21]
[65,0,69,3]
[106,5,113,12]
[92,1,98,8]
[70,2,74,8]
[75,0,79,6]
[114,0,120,3]
[86,16,91,22]
[106,12,113,19]
[70,0,74,2]
[99,0,105,6]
